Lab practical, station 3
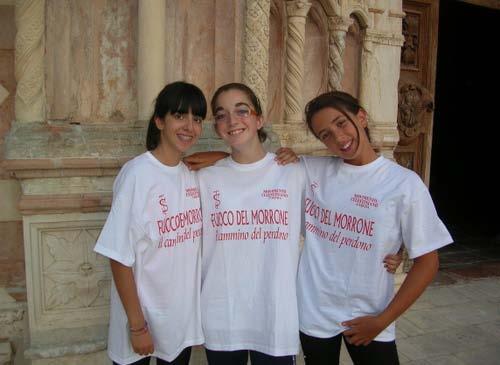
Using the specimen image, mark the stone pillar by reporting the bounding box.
[283,0,311,124]
[359,29,404,159]
[327,15,351,91]
[242,0,271,114]
[137,0,167,121]
[15,0,45,122]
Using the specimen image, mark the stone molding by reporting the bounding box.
[364,30,405,47]
[15,0,46,122]
[19,193,112,215]
[3,158,126,180]
[242,0,271,113]
[284,0,312,124]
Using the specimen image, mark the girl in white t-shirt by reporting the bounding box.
[297,91,453,365]
[197,83,306,365]
[94,82,209,365]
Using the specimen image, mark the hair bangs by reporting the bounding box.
[171,85,207,119]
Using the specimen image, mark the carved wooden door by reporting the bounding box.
[394,0,439,186]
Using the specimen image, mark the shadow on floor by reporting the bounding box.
[434,235,500,285]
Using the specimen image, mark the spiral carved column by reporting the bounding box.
[242,0,271,114]
[284,0,311,124]
[327,15,351,91]
[15,0,46,122]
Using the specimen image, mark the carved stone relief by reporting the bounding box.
[41,228,109,311]
[24,214,109,332]
[401,13,420,69]
[397,82,433,139]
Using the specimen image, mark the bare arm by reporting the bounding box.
[343,250,439,345]
[110,259,154,355]
[183,151,229,171]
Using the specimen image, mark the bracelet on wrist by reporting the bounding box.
[129,321,148,336]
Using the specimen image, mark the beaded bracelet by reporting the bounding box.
[129,321,148,336]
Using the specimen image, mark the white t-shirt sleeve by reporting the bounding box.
[94,170,145,267]
[401,178,453,259]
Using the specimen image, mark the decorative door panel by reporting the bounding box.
[395,0,439,186]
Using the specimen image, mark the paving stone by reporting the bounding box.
[476,319,500,338]
[454,343,500,365]
[397,317,426,336]
[422,286,474,307]
[397,331,462,360]
[431,325,499,350]
[444,301,500,326]
[402,307,457,332]
[419,355,467,365]
[449,282,493,301]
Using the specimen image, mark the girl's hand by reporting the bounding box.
[383,252,403,274]
[130,328,154,356]
[183,151,229,171]
[275,147,299,165]
[342,315,387,346]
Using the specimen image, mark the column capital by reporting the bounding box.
[286,0,312,18]
[327,15,352,32]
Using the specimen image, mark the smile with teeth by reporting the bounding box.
[177,134,194,142]
[228,128,245,136]
[340,140,353,151]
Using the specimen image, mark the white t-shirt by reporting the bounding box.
[94,152,204,364]
[198,153,305,356]
[297,156,452,341]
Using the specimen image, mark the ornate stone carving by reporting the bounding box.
[327,16,352,91]
[24,214,109,331]
[401,13,419,68]
[395,152,414,171]
[397,82,433,139]
[242,0,271,114]
[41,228,110,311]
[284,0,312,124]
[15,0,46,122]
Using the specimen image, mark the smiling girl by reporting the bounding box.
[297,91,452,365]
[197,83,306,365]
[94,82,206,365]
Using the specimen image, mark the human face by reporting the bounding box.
[155,111,203,159]
[311,107,375,166]
[213,89,263,149]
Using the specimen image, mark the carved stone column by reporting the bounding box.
[359,30,404,160]
[15,0,45,122]
[137,0,166,121]
[327,15,351,91]
[242,0,271,114]
[284,0,311,124]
